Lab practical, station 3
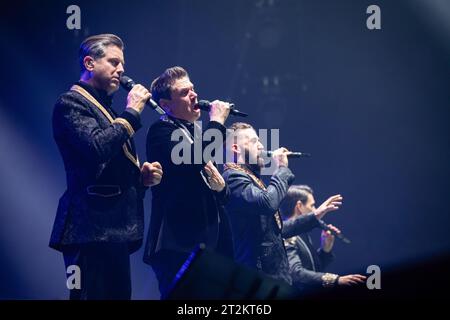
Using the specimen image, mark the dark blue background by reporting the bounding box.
[1,0,449,299]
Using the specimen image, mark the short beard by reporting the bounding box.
[257,156,264,168]
[244,149,264,170]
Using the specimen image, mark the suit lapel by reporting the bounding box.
[71,85,140,169]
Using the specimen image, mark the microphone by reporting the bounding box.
[195,100,248,117]
[263,150,311,158]
[120,75,166,115]
[317,219,351,244]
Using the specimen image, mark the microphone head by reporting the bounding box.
[119,75,135,91]
[196,100,211,107]
[194,100,211,111]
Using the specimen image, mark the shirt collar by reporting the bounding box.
[77,80,114,109]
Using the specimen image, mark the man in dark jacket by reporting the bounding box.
[144,66,234,298]
[280,185,365,291]
[222,122,294,285]
[50,34,162,299]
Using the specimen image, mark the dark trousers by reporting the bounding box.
[63,242,131,300]
[151,250,190,299]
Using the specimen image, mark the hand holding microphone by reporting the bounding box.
[268,147,291,168]
[261,148,311,168]
[318,219,351,244]
[195,100,249,118]
[263,150,311,158]
[320,223,340,252]
[120,75,166,115]
[207,100,231,125]
[125,83,151,114]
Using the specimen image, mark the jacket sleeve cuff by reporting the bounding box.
[274,166,295,184]
[117,109,142,135]
[307,212,321,227]
[318,248,335,259]
[321,273,339,288]
[216,183,230,204]
[207,121,227,136]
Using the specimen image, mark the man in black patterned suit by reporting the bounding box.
[50,34,162,299]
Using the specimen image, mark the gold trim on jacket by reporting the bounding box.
[70,85,140,168]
